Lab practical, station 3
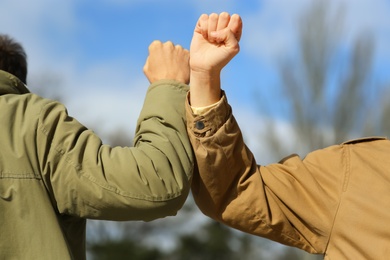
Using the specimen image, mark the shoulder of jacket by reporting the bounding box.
[341,136,388,145]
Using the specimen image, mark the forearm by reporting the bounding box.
[39,80,194,221]
[186,94,329,252]
[189,69,221,107]
[186,93,247,215]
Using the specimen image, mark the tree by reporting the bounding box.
[260,0,384,158]
[88,239,163,260]
[81,1,390,259]
[85,116,264,260]
[169,221,236,260]
[256,1,390,259]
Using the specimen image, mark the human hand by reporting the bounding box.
[143,40,190,84]
[189,12,242,107]
[190,12,242,75]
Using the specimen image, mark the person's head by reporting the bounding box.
[0,34,27,84]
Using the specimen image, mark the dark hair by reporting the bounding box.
[0,34,27,84]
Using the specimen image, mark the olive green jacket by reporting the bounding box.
[187,93,390,259]
[0,70,193,259]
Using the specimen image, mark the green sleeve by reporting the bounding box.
[38,80,193,221]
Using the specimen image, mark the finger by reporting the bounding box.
[174,44,183,50]
[217,12,230,31]
[228,14,243,42]
[148,40,162,52]
[208,13,219,42]
[163,41,175,49]
[195,14,209,40]
[175,45,190,58]
[210,27,240,54]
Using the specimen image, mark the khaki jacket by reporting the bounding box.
[0,70,193,259]
[187,93,390,259]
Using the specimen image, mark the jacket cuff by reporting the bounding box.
[136,79,189,133]
[148,79,189,93]
[186,90,231,138]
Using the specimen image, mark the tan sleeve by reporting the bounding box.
[186,92,343,254]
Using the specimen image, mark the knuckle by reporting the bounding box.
[164,41,174,48]
[149,40,161,49]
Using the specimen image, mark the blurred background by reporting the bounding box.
[1,0,390,259]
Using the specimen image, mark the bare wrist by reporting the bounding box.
[189,69,221,107]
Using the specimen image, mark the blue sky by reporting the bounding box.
[2,0,390,253]
[1,0,390,157]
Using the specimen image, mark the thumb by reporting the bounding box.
[210,28,240,52]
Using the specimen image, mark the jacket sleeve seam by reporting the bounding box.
[213,135,318,252]
[52,145,184,202]
[80,172,183,202]
[38,101,183,202]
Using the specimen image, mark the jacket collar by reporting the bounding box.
[0,70,30,95]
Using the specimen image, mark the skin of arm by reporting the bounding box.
[39,40,193,221]
[189,12,242,107]
[144,40,190,84]
[186,13,333,253]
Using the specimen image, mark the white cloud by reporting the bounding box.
[0,0,77,45]
[2,0,389,148]
[65,74,148,141]
[242,0,390,63]
[1,0,147,142]
[241,0,311,63]
[340,0,390,61]
[28,52,144,144]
